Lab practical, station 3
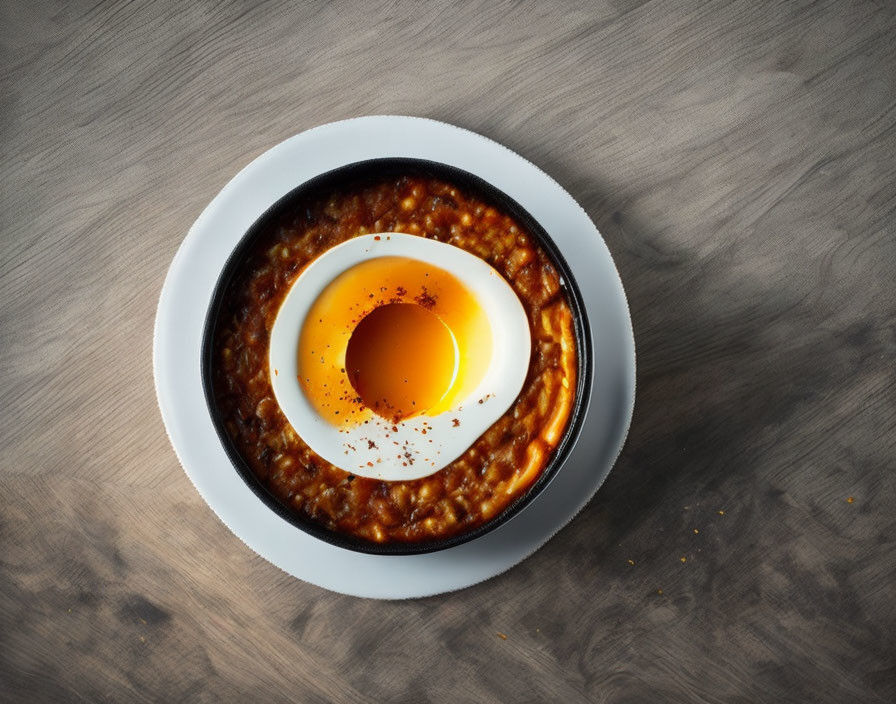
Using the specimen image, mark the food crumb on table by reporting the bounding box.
[497,632,507,640]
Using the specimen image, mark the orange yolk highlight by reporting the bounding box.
[297,256,492,426]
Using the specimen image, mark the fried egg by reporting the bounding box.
[269,233,530,480]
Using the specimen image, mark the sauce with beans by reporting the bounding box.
[212,174,577,543]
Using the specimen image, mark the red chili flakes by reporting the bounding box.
[452,418,460,427]
[414,286,437,309]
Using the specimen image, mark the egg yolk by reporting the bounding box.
[345,303,458,420]
[297,255,492,426]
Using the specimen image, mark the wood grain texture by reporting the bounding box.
[2,0,895,701]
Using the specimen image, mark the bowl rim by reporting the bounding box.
[200,157,593,555]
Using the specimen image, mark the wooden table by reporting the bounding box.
[2,1,894,701]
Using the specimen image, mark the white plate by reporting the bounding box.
[153,116,635,599]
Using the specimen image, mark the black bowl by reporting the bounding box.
[201,158,592,555]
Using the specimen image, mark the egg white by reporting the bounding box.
[269,233,530,480]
